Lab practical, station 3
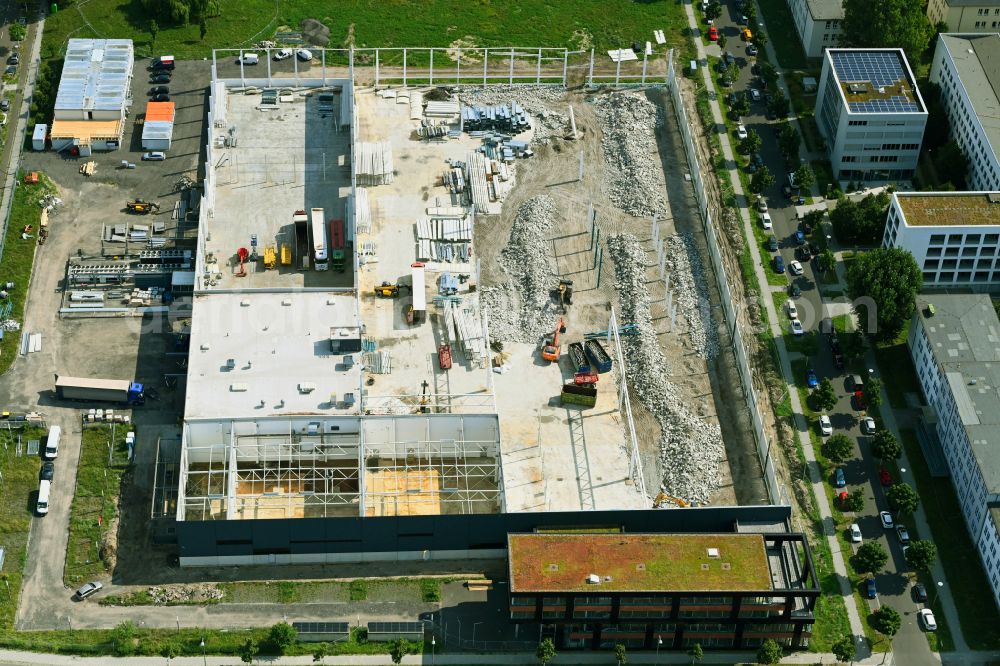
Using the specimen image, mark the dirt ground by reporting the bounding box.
[476,87,767,507]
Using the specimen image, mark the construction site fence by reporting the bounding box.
[664,52,787,507]
[213,47,671,89]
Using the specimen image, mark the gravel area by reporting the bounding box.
[664,233,719,360]
[482,194,559,343]
[592,93,667,218]
[457,86,569,143]
[609,233,723,505]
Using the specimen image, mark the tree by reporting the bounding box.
[832,635,857,663]
[112,620,137,656]
[688,642,704,664]
[739,129,762,155]
[778,124,801,161]
[199,17,208,41]
[869,606,902,639]
[845,247,922,342]
[537,638,557,664]
[312,644,328,664]
[853,541,889,574]
[865,377,883,409]
[160,643,179,664]
[750,166,775,194]
[822,434,854,464]
[614,643,628,665]
[269,622,297,654]
[149,20,159,49]
[9,24,26,41]
[845,488,866,512]
[887,483,920,515]
[841,0,934,65]
[870,430,901,461]
[756,638,783,664]
[830,190,891,245]
[906,540,938,572]
[238,638,259,666]
[753,31,768,49]
[813,378,839,412]
[842,329,868,361]
[731,94,750,119]
[760,61,779,89]
[818,248,836,273]
[793,163,815,191]
[705,1,722,20]
[389,638,408,665]
[718,34,728,49]
[743,2,757,25]
[768,90,790,118]
[931,139,970,190]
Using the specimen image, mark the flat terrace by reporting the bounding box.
[204,86,353,290]
[508,533,772,592]
[897,192,1000,226]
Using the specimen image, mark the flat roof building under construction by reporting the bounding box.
[55,39,133,120]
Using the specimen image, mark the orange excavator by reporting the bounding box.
[541,318,566,362]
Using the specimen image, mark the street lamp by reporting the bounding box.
[199,639,206,666]
[472,621,483,644]
[656,635,662,664]
[431,635,436,665]
[932,580,944,607]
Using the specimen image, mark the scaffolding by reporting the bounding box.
[177,415,502,521]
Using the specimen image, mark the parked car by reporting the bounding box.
[865,577,877,599]
[736,124,748,140]
[766,235,778,252]
[5,65,17,75]
[919,608,937,631]
[74,581,103,601]
[720,76,732,87]
[0,99,8,112]
[796,245,812,261]
[708,26,719,41]
[747,43,758,56]
[142,151,166,161]
[834,467,846,487]
[235,53,260,65]
[913,582,928,603]
[853,390,868,411]
[879,467,892,487]
[791,319,804,335]
[749,88,761,102]
[151,93,170,102]
[819,414,833,436]
[789,260,804,276]
[150,73,171,84]
[896,525,910,545]
[795,230,806,245]
[861,417,876,435]
[786,299,798,319]
[7,54,18,65]
[273,48,293,61]
[773,255,785,273]
[880,510,894,529]
[296,48,314,61]
[806,368,819,388]
[761,212,773,230]
[149,86,169,96]
[849,523,862,543]
[39,461,54,481]
[757,197,768,212]
[789,283,801,298]
[751,153,764,167]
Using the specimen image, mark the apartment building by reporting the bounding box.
[908,294,1000,612]
[786,0,843,57]
[507,531,819,650]
[815,49,927,183]
[930,33,1000,191]
[928,0,1000,33]
[882,191,1000,289]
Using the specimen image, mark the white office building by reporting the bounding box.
[787,0,843,58]
[928,0,1000,34]
[908,294,1000,612]
[883,191,1000,288]
[816,49,927,184]
[930,33,1000,191]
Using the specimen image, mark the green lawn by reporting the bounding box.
[43,0,690,60]
[756,0,809,69]
[64,425,130,587]
[0,427,44,630]
[0,173,57,376]
[900,429,1000,650]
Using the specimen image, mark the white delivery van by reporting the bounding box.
[43,425,61,460]
[36,480,50,515]
[236,53,259,65]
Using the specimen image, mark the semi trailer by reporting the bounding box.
[54,375,146,406]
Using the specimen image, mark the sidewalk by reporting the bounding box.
[679,0,869,656]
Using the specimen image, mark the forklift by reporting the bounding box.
[374,281,409,298]
[126,199,160,214]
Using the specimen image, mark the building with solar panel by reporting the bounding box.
[815,48,927,184]
[49,39,133,154]
[930,33,1000,191]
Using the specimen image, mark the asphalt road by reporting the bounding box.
[712,1,940,662]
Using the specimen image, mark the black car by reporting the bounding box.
[7,54,18,65]
[720,77,732,87]
[40,461,54,481]
[151,93,170,102]
[150,60,175,71]
[149,73,171,84]
[4,65,16,76]
[751,153,764,167]
[149,86,169,96]
[0,99,8,112]
[766,236,778,252]
[751,63,761,76]
[797,246,812,261]
[788,283,802,298]
[913,583,928,603]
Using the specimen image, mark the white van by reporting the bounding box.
[236,53,259,65]
[43,425,61,460]
[36,480,50,515]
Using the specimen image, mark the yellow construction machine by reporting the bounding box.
[374,282,406,298]
[653,492,690,508]
[126,199,160,214]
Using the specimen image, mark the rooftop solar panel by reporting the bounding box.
[830,51,920,113]
[292,622,350,634]
[367,622,426,633]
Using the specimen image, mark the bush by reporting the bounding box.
[420,579,441,602]
[349,580,368,601]
[268,622,297,654]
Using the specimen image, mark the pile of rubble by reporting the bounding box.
[592,93,666,218]
[608,233,723,505]
[664,233,718,360]
[482,194,559,343]
[146,584,224,604]
[457,86,569,143]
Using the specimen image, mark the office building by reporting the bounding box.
[928,0,1000,33]
[787,0,843,58]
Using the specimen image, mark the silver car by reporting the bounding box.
[74,581,103,601]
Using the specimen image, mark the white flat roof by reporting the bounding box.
[185,291,361,420]
[55,39,134,113]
